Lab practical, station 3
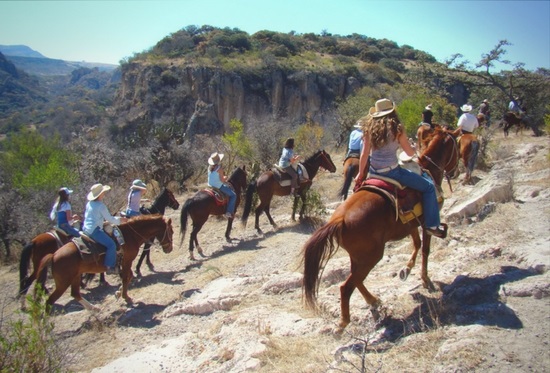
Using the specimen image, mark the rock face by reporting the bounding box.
[113,63,358,136]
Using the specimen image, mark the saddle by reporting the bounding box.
[47,230,67,248]
[343,152,360,164]
[354,168,443,225]
[204,186,231,206]
[271,163,309,187]
[73,225,124,263]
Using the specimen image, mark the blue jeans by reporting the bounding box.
[220,184,236,214]
[372,166,440,228]
[89,227,116,268]
[58,222,80,237]
[125,209,141,218]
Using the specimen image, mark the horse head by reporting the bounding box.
[228,166,247,194]
[165,188,180,210]
[156,217,174,254]
[418,128,459,186]
[318,150,337,173]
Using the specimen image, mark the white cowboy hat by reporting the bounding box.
[460,104,473,112]
[370,98,396,118]
[353,121,362,129]
[208,152,224,166]
[425,104,432,110]
[87,183,111,201]
[131,179,147,190]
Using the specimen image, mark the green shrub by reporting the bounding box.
[0,288,71,372]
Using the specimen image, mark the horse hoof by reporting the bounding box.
[189,253,196,261]
[399,267,411,281]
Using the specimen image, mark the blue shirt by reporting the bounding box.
[83,200,122,235]
[348,129,363,151]
[208,165,223,188]
[509,100,521,112]
[279,148,294,168]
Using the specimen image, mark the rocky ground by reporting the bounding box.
[1,128,548,372]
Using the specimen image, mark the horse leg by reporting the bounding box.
[399,229,422,281]
[420,233,436,291]
[225,219,234,242]
[116,262,134,304]
[70,275,99,312]
[189,223,205,260]
[339,255,382,330]
[298,193,307,221]
[135,242,153,277]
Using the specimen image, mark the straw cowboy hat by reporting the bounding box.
[370,98,396,118]
[460,104,473,112]
[131,179,147,190]
[208,152,224,166]
[87,183,111,201]
[425,104,433,110]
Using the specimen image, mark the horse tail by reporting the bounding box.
[241,180,257,227]
[301,216,343,309]
[18,242,34,296]
[179,198,192,246]
[468,141,480,173]
[36,253,54,291]
[339,163,357,200]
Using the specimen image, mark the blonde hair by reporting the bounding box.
[362,111,404,150]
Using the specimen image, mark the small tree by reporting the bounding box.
[294,113,324,157]
[222,118,255,171]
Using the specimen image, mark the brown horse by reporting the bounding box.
[241,150,337,233]
[457,133,479,184]
[302,129,459,330]
[18,231,71,304]
[180,166,247,260]
[339,156,361,201]
[36,214,174,311]
[501,112,541,137]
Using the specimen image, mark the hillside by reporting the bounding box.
[1,129,548,372]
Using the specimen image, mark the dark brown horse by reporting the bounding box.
[134,188,180,276]
[241,150,337,233]
[501,112,541,137]
[302,129,458,330]
[339,156,361,201]
[36,215,174,310]
[180,166,247,260]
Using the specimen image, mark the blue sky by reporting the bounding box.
[1,0,549,71]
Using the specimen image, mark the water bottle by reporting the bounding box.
[113,226,125,245]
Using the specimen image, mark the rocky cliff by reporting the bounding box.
[113,63,366,137]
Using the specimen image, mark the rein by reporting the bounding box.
[123,219,172,248]
[422,133,459,193]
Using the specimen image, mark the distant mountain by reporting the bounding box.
[0,45,117,76]
[0,44,46,58]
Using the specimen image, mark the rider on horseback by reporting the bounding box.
[125,179,149,218]
[207,152,237,219]
[82,183,128,274]
[278,138,301,196]
[355,98,447,239]
[346,122,363,159]
[49,187,81,237]
[455,104,479,134]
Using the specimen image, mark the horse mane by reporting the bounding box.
[228,166,245,182]
[304,150,323,164]
[420,128,448,158]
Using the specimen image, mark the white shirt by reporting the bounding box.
[457,113,479,133]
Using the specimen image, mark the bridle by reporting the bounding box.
[421,132,460,192]
[315,150,335,172]
[123,217,173,249]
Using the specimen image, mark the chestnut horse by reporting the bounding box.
[241,150,337,233]
[36,215,174,311]
[19,188,178,302]
[180,166,247,260]
[339,156,361,201]
[302,129,459,330]
[457,133,479,184]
